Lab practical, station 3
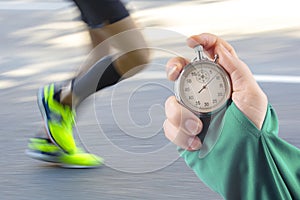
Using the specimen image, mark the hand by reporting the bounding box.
[164,33,268,151]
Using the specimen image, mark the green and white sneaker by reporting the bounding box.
[26,137,104,168]
[37,83,76,154]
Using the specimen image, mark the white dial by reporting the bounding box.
[175,60,231,116]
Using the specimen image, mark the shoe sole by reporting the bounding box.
[25,149,60,163]
[26,150,102,169]
[37,87,68,153]
[59,164,102,169]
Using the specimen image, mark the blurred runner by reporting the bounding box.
[26,0,150,168]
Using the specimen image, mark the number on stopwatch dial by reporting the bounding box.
[175,60,231,116]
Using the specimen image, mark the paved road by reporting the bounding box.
[1,0,299,199]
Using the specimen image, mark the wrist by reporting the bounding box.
[233,89,268,130]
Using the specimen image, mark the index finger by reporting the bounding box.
[187,33,238,58]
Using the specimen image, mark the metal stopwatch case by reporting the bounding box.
[174,45,232,117]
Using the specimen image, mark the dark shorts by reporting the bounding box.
[72,0,130,28]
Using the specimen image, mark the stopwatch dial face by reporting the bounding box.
[177,61,231,114]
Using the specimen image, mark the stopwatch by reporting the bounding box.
[174,45,232,117]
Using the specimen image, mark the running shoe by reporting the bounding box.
[26,137,61,163]
[26,137,104,168]
[37,83,76,154]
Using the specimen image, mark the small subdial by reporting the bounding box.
[196,70,210,83]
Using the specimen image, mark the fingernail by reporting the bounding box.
[188,137,202,150]
[185,119,200,135]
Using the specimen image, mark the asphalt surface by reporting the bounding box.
[1,0,300,199]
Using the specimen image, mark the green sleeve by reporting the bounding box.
[179,102,300,200]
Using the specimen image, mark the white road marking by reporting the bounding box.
[254,75,300,84]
